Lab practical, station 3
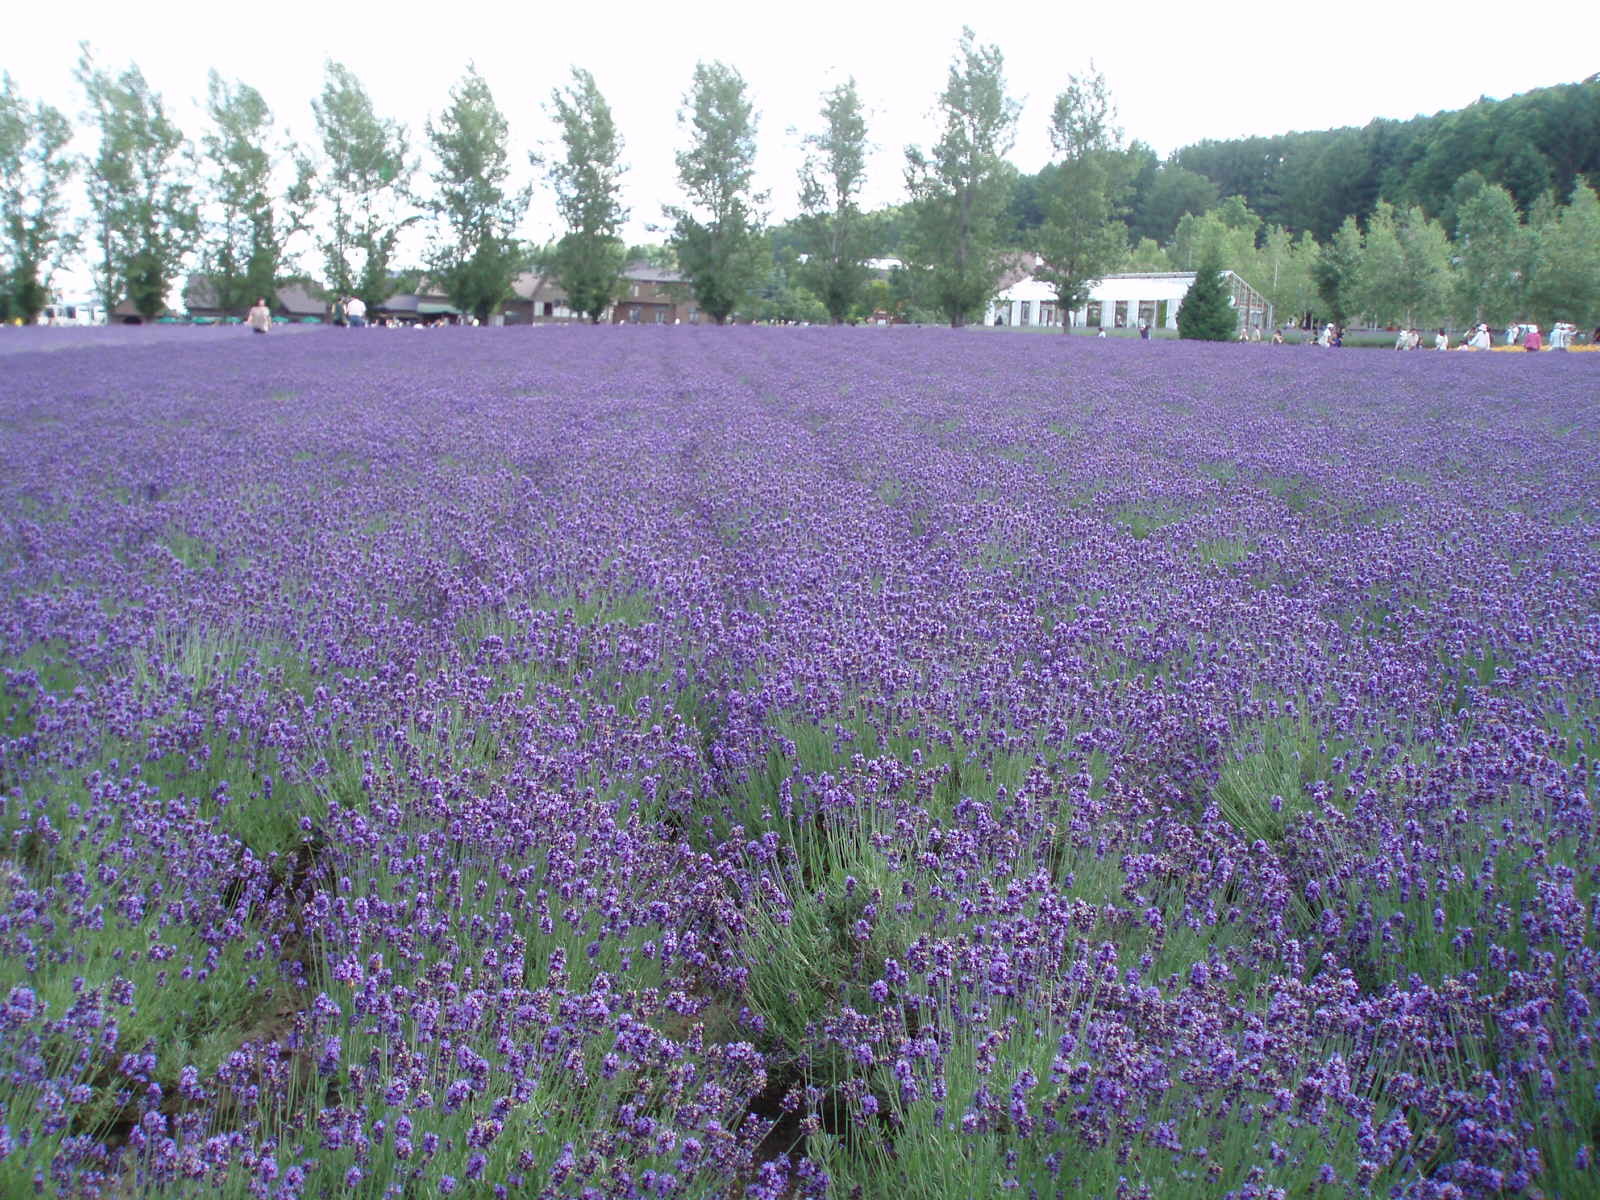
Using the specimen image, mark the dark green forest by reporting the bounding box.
[1018,75,1600,245]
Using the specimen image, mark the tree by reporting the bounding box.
[1169,196,1259,272]
[1356,202,1452,328]
[0,73,77,321]
[1130,165,1217,244]
[76,47,199,319]
[1525,182,1600,329]
[541,67,628,323]
[1034,65,1128,332]
[1313,215,1364,325]
[794,78,871,324]
[1176,251,1235,340]
[1452,182,1528,326]
[200,72,314,316]
[1123,236,1170,272]
[1249,224,1317,329]
[666,61,765,325]
[425,66,529,323]
[313,62,417,307]
[903,27,1020,327]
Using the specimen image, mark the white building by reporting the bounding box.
[987,270,1271,334]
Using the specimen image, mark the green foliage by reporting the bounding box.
[1356,200,1459,326]
[1170,195,1259,273]
[1034,65,1129,328]
[312,61,417,307]
[1312,215,1363,325]
[541,67,628,322]
[0,73,78,322]
[1130,163,1217,244]
[1122,235,1170,272]
[1249,223,1317,326]
[903,28,1020,327]
[1171,78,1600,240]
[666,61,765,324]
[76,46,199,319]
[1452,182,1529,325]
[1176,251,1235,340]
[1526,182,1600,329]
[795,78,872,324]
[200,72,314,316]
[425,66,530,323]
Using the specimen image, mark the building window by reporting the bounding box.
[1040,303,1055,326]
[1114,301,1128,328]
[1138,300,1155,328]
[627,306,640,324]
[1019,300,1032,327]
[1086,301,1102,327]
[654,309,666,324]
[630,284,640,298]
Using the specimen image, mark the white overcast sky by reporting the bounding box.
[7,0,1591,287]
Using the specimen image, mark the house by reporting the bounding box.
[502,271,590,324]
[376,280,460,325]
[612,263,703,325]
[181,275,329,322]
[275,282,328,322]
[987,269,1271,335]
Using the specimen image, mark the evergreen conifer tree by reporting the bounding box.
[1177,253,1236,340]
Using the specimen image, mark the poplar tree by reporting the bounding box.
[1452,183,1529,326]
[1313,215,1364,326]
[1525,183,1600,329]
[795,78,871,324]
[1035,64,1127,332]
[1356,202,1451,328]
[0,73,78,321]
[666,61,765,324]
[76,47,199,319]
[426,66,530,323]
[903,28,1020,327]
[200,72,314,315]
[313,62,416,307]
[541,67,627,323]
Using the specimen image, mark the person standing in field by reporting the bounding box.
[247,298,271,334]
[1435,328,1449,350]
[1523,325,1542,352]
[346,296,368,328]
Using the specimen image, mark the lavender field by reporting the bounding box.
[2,326,1597,1199]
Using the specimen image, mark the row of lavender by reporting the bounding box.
[1,327,1597,1198]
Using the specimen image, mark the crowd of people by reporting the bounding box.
[1294,320,1597,351]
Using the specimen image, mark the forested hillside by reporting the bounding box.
[1020,76,1600,245]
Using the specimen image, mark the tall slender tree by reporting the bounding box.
[1034,64,1127,332]
[76,47,199,319]
[1355,202,1452,328]
[666,61,765,325]
[1525,182,1600,329]
[1452,182,1528,325]
[426,66,529,323]
[540,67,627,323]
[0,73,78,321]
[312,62,416,307]
[795,78,871,324]
[1313,215,1364,326]
[200,72,314,316]
[903,28,1019,327]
